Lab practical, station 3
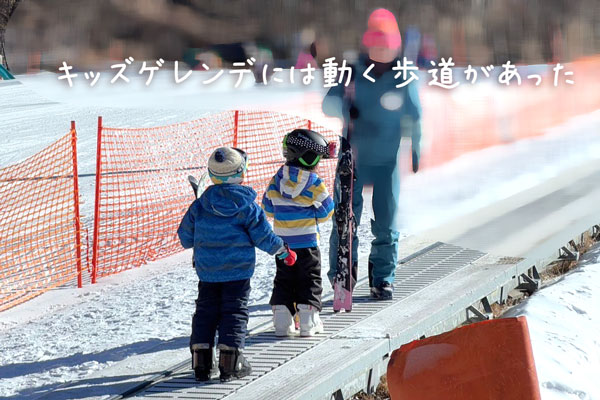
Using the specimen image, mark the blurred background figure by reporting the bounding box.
[192,51,222,70]
[295,28,317,69]
[3,0,600,74]
[402,25,421,63]
[295,41,317,69]
[417,33,437,68]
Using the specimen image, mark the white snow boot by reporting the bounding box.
[272,305,296,336]
[297,304,324,337]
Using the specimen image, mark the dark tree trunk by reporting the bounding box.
[0,0,21,69]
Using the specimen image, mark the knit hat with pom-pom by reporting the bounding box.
[207,147,247,184]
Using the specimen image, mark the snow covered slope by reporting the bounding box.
[1,74,599,399]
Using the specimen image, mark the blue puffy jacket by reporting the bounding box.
[177,184,284,282]
[322,54,422,167]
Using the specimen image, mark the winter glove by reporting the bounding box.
[276,243,297,266]
[411,149,419,173]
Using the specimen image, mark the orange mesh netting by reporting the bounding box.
[4,58,599,308]
[92,111,337,280]
[234,111,338,195]
[290,59,600,173]
[0,128,83,312]
[416,57,600,169]
[91,112,233,279]
[91,57,600,282]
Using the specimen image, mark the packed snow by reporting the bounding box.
[505,245,600,400]
[1,74,600,399]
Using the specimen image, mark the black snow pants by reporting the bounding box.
[269,247,323,315]
[190,278,251,349]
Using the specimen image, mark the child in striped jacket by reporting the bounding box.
[262,129,335,337]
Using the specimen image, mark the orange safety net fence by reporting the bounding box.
[278,58,600,173]
[417,57,600,170]
[90,57,600,282]
[92,111,338,280]
[0,128,83,312]
[4,58,598,309]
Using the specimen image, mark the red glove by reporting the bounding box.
[277,244,297,266]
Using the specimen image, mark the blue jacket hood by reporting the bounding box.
[200,184,256,217]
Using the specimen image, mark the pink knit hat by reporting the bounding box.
[362,8,402,50]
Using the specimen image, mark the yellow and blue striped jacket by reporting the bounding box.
[262,165,334,249]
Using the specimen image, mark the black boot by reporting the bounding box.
[370,281,394,300]
[218,345,252,382]
[191,343,218,381]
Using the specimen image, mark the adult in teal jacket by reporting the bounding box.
[323,8,422,300]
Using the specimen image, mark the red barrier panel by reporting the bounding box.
[0,127,84,311]
[387,317,541,400]
[91,111,338,280]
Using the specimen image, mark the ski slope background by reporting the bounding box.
[1,73,600,399]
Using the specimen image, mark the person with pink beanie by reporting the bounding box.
[323,8,423,300]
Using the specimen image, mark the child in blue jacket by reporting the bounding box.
[177,146,295,382]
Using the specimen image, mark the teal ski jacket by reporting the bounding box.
[322,55,422,167]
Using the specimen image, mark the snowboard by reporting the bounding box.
[188,173,208,269]
[332,136,356,312]
[188,173,208,199]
